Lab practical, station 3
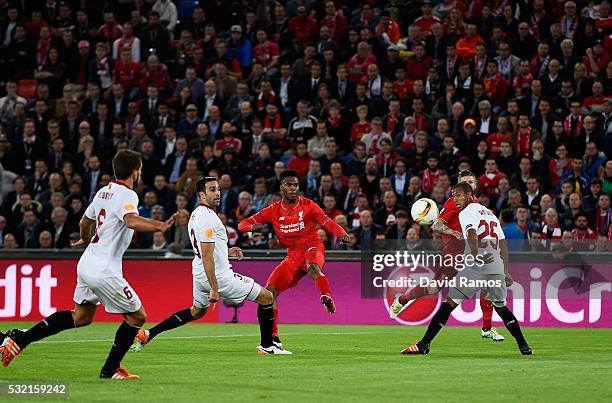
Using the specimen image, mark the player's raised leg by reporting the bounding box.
[0,303,96,367]
[389,266,454,319]
[305,246,335,314]
[401,297,458,355]
[133,305,207,352]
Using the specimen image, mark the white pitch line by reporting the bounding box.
[39,330,394,344]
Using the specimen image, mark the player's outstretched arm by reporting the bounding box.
[432,218,462,239]
[237,209,269,232]
[71,215,96,247]
[312,203,348,241]
[124,212,177,233]
[201,242,219,303]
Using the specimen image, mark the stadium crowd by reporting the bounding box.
[0,0,610,253]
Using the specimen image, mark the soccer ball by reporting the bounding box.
[411,198,439,226]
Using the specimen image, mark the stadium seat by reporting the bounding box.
[17,79,38,99]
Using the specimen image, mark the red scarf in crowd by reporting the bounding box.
[386,113,399,132]
[541,224,562,241]
[263,114,281,132]
[37,39,51,67]
[257,91,277,111]
[422,169,440,193]
[515,128,532,156]
[328,114,341,129]
[564,114,583,138]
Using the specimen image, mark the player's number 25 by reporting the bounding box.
[91,209,106,243]
[477,219,499,250]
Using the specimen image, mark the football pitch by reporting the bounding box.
[0,323,610,402]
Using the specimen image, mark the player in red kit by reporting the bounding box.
[388,170,504,341]
[238,170,349,349]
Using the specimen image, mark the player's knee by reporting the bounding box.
[306,263,321,278]
[493,301,507,311]
[73,314,93,327]
[266,284,278,298]
[127,310,147,327]
[427,286,441,295]
[190,306,207,319]
[446,297,460,308]
[258,288,274,305]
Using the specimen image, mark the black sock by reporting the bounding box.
[17,311,75,348]
[148,309,196,340]
[101,321,139,375]
[496,307,527,346]
[420,302,455,345]
[257,304,274,348]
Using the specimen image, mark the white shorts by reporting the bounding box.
[73,271,142,314]
[193,269,261,308]
[448,269,507,307]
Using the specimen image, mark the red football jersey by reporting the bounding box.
[438,196,478,254]
[239,197,343,251]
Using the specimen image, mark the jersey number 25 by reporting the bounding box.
[477,219,499,250]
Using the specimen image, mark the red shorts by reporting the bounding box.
[267,245,326,293]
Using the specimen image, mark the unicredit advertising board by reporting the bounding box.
[0,259,610,327]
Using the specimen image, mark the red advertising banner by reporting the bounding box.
[0,260,218,323]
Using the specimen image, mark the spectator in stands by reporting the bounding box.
[0,0,608,250]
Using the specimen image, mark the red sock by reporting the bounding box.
[399,286,429,304]
[272,308,278,338]
[315,275,331,296]
[480,295,493,330]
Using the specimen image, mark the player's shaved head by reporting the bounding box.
[280,170,299,183]
[279,170,299,203]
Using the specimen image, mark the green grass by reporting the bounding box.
[0,323,610,402]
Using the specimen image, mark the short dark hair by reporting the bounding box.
[500,209,515,223]
[280,170,298,182]
[575,213,590,223]
[112,150,142,180]
[453,181,473,195]
[196,176,218,193]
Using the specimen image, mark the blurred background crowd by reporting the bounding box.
[0,0,610,253]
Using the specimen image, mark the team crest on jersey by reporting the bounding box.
[279,216,285,221]
[298,211,303,221]
[205,228,214,238]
